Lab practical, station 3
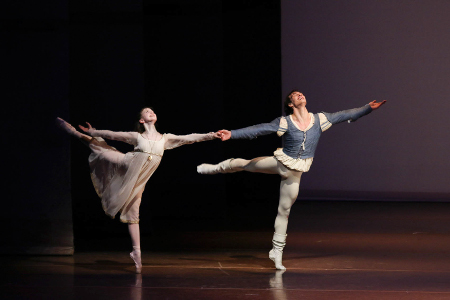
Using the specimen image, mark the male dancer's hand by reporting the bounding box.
[218,130,231,141]
[369,100,387,110]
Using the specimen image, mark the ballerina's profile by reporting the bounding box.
[57,107,220,273]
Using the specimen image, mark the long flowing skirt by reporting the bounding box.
[88,137,162,222]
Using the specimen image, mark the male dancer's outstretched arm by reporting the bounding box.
[218,100,386,141]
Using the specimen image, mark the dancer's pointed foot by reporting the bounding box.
[197,159,235,175]
[197,163,218,174]
[56,117,78,135]
[269,249,286,270]
[130,249,142,274]
[56,117,91,143]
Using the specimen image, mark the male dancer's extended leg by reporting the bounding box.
[197,156,280,175]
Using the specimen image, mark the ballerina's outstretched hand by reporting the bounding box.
[79,122,94,133]
[211,131,222,139]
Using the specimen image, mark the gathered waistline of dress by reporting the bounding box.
[133,149,162,157]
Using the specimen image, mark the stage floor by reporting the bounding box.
[2,201,450,299]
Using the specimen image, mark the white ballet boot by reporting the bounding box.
[197,158,237,175]
[269,232,287,270]
[130,246,142,274]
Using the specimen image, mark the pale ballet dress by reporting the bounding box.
[87,130,215,223]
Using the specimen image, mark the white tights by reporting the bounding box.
[229,157,302,235]
[128,223,140,248]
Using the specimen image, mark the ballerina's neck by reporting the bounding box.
[143,123,158,133]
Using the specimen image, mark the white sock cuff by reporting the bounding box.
[274,232,287,237]
[273,232,287,244]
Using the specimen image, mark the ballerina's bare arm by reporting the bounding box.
[79,122,138,145]
[164,132,220,150]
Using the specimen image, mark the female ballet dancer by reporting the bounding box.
[198,91,386,270]
[57,107,220,273]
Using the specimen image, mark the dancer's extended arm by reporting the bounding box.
[322,100,386,125]
[220,117,282,140]
[79,122,138,145]
[164,132,220,150]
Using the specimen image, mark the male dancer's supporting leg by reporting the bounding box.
[198,157,301,269]
[270,171,301,270]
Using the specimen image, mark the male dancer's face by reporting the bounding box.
[289,91,307,109]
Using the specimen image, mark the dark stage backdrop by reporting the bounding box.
[144,1,281,233]
[281,0,450,200]
[68,0,146,247]
[1,1,73,254]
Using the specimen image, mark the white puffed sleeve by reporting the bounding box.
[318,113,332,132]
[277,117,288,137]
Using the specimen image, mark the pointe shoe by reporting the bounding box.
[197,159,235,174]
[56,117,78,135]
[130,250,142,274]
[269,249,286,271]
